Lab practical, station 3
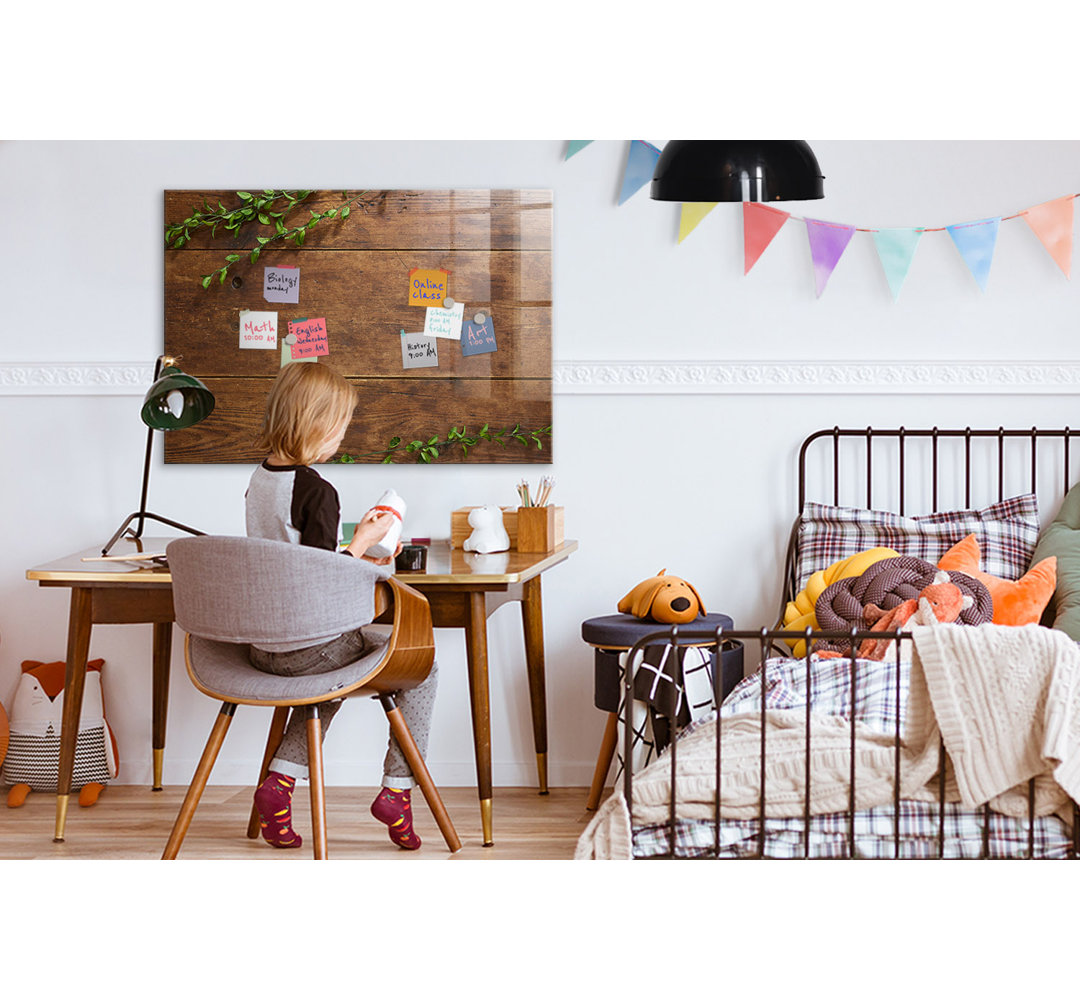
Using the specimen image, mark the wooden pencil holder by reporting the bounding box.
[516,506,564,553]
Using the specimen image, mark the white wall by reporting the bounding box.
[3,139,1080,792]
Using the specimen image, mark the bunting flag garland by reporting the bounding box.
[562,143,1080,299]
[872,228,923,301]
[805,218,856,297]
[1022,195,1073,277]
[946,217,1001,291]
[618,140,662,205]
[743,202,790,274]
[678,202,717,242]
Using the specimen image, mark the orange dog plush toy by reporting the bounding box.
[618,569,706,625]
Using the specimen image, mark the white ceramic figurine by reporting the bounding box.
[463,505,510,554]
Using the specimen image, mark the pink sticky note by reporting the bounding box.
[288,317,329,359]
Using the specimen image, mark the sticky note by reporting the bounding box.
[408,268,449,307]
[288,317,329,359]
[461,315,497,357]
[424,301,464,340]
[239,310,278,349]
[263,266,300,303]
[280,340,317,367]
[401,330,439,369]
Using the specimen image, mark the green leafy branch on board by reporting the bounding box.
[334,423,553,464]
[164,189,372,288]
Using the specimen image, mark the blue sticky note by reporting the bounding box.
[461,316,497,357]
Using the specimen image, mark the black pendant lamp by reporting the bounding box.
[651,140,824,203]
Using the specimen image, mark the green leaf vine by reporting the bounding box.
[333,423,553,464]
[165,189,372,288]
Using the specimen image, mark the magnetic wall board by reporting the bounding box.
[163,189,552,463]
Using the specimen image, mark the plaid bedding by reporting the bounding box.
[794,493,1040,594]
[631,653,1076,859]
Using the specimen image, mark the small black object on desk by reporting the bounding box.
[395,544,428,573]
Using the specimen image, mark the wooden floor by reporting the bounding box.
[0,784,602,860]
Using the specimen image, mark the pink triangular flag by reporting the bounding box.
[743,203,790,274]
[1022,195,1073,278]
[805,218,856,297]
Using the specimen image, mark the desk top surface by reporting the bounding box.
[27,536,578,587]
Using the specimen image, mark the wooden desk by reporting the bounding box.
[392,540,577,845]
[26,537,176,842]
[27,536,577,847]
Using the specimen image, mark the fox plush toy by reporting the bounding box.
[2,658,118,808]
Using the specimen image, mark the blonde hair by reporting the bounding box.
[255,363,358,465]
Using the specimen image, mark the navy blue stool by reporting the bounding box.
[580,612,743,810]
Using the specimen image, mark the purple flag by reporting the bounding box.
[805,218,856,297]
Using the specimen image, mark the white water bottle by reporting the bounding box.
[364,489,406,558]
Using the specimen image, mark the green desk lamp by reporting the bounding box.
[102,355,215,555]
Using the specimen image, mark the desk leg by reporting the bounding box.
[151,622,172,791]
[520,576,549,794]
[464,591,494,846]
[55,588,93,842]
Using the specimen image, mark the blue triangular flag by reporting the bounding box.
[872,228,923,301]
[947,217,1001,291]
[618,141,661,205]
[565,141,593,160]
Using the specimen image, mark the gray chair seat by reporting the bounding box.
[188,628,390,703]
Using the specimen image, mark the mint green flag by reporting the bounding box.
[872,228,923,301]
[565,141,593,159]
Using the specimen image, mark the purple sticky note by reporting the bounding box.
[461,316,497,357]
[264,265,300,303]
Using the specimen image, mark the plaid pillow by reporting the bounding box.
[794,494,1040,594]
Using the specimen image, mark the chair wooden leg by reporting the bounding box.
[247,706,290,839]
[306,706,328,860]
[162,704,236,860]
[587,712,619,811]
[381,695,462,853]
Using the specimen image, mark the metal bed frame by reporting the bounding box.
[623,427,1080,860]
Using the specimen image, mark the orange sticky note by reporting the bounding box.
[408,268,449,307]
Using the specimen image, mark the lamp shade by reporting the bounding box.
[650,140,824,203]
[141,363,215,431]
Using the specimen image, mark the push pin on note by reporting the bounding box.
[284,333,297,345]
[474,312,487,324]
[443,297,455,309]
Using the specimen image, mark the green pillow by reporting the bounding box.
[1032,481,1080,640]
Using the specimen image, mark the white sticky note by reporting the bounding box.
[401,331,439,369]
[240,310,278,349]
[423,301,465,340]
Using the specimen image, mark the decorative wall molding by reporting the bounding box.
[554,361,1080,394]
[0,362,153,394]
[5,360,1080,396]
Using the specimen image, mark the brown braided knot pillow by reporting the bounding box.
[814,555,992,649]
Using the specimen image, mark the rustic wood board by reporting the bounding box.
[163,189,552,464]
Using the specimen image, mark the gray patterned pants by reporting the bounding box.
[249,627,438,789]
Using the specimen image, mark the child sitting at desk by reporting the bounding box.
[244,361,437,850]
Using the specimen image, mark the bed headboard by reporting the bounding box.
[780,426,1080,619]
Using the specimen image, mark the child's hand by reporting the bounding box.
[360,540,403,567]
[345,509,393,558]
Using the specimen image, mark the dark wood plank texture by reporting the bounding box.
[164,189,552,464]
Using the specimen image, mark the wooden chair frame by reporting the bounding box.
[162,577,461,859]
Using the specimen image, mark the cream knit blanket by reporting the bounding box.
[575,623,1080,860]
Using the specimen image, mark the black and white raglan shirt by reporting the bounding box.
[245,461,345,553]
